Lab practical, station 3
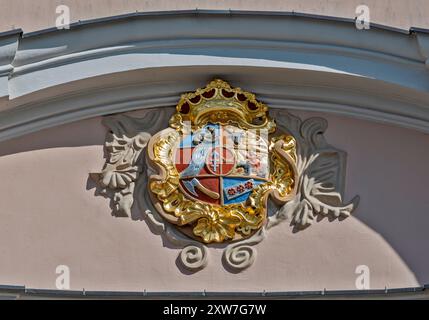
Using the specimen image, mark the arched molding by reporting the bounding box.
[1,10,429,141]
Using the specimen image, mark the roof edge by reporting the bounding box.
[3,9,419,39]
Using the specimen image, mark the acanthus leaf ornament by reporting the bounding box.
[91,79,359,271]
[265,112,360,231]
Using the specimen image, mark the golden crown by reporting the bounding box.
[170,79,275,132]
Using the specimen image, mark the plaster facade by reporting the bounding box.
[0,109,427,292]
[1,0,429,32]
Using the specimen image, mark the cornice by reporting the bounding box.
[1,283,428,300]
[1,10,429,142]
[0,29,21,98]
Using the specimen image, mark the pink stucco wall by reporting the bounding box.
[1,0,429,33]
[0,109,427,292]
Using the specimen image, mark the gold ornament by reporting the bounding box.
[147,79,297,243]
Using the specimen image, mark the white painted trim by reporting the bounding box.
[1,11,429,142]
[0,30,20,98]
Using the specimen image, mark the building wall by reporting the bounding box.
[0,1,428,294]
[1,0,429,33]
[0,109,427,291]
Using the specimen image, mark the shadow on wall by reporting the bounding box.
[0,116,107,158]
[311,111,429,287]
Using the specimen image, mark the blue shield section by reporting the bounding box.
[222,177,264,205]
[180,123,220,148]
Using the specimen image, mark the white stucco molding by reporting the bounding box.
[1,10,429,141]
[0,29,20,99]
[414,28,429,68]
[90,107,358,271]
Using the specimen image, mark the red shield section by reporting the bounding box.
[205,147,235,175]
[174,124,269,205]
[179,177,220,204]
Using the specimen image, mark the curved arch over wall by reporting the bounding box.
[1,11,429,140]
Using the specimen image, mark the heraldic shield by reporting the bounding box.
[148,79,298,243]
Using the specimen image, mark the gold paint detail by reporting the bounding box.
[148,79,298,243]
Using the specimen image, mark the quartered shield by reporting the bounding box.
[176,124,269,206]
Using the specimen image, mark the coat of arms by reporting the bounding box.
[91,79,359,270]
[147,79,297,243]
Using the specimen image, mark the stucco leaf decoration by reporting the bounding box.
[91,110,170,217]
[93,108,358,272]
[267,111,360,230]
[285,154,359,229]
